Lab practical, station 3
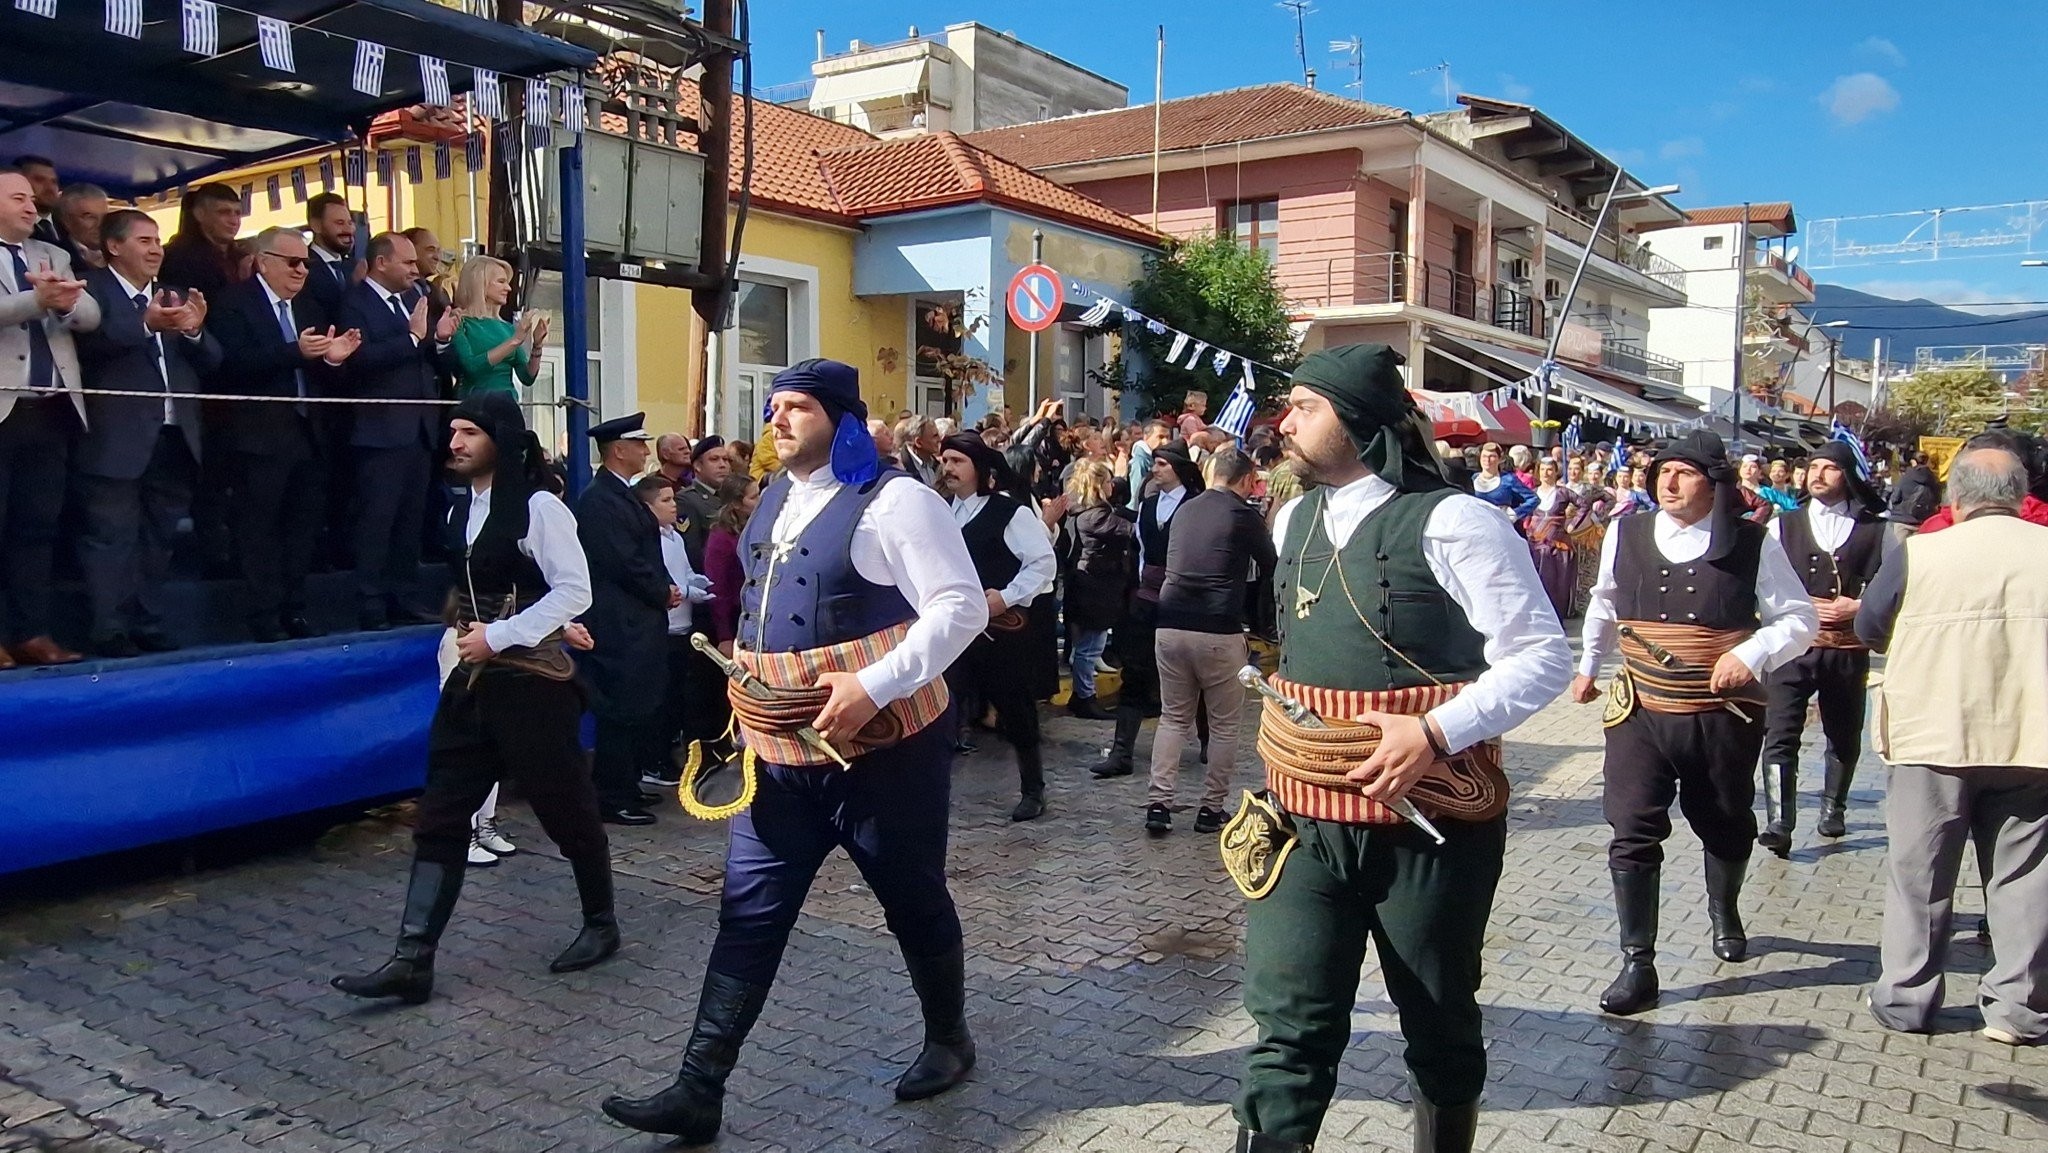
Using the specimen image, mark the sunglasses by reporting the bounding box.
[261,252,309,270]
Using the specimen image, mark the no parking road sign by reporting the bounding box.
[1006,263,1064,333]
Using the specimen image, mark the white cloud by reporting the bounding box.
[1497,73,1534,102]
[1843,278,2040,315]
[1659,136,1705,161]
[1820,72,1900,126]
[1859,37,1907,67]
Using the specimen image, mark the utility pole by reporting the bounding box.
[1731,202,1749,450]
[691,0,735,437]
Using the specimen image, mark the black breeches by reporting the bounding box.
[1763,647,1869,770]
[415,672,609,867]
[1603,707,1766,869]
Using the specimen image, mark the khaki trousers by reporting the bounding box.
[1146,628,1248,811]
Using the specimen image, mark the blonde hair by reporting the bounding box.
[453,254,513,313]
[1065,458,1114,508]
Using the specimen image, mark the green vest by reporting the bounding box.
[1275,486,1489,692]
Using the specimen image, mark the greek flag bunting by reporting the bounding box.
[1183,340,1209,370]
[14,0,56,20]
[1830,421,1872,476]
[472,70,504,119]
[1211,349,1232,377]
[525,79,551,148]
[434,140,452,180]
[419,56,452,108]
[179,0,217,54]
[238,184,252,214]
[264,175,281,211]
[1564,414,1583,455]
[374,149,393,186]
[405,147,422,185]
[564,83,586,133]
[104,0,142,39]
[352,42,386,97]
[318,156,336,191]
[257,16,294,73]
[464,132,485,171]
[1166,332,1188,364]
[1214,381,1256,440]
[289,166,307,202]
[1077,298,1114,327]
[344,148,365,186]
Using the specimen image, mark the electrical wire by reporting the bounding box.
[718,0,754,333]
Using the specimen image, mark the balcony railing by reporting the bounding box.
[1305,252,1545,339]
[755,78,816,105]
[1602,338,1684,386]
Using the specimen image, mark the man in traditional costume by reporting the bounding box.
[1572,430,1816,1015]
[1756,440,1888,853]
[1232,345,1572,1152]
[602,359,987,1142]
[331,392,618,1004]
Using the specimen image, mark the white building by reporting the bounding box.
[1640,203,1817,410]
[776,22,1127,139]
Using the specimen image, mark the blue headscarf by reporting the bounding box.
[763,359,879,485]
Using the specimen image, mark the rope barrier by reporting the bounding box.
[0,386,561,408]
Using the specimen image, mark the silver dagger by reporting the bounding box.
[691,634,851,769]
[1238,666,1447,845]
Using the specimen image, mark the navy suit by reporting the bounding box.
[337,280,451,618]
[576,467,672,810]
[72,269,220,641]
[210,279,335,626]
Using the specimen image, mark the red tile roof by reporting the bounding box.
[1661,203,1798,233]
[819,133,1160,244]
[965,83,1407,170]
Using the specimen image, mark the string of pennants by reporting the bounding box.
[14,0,590,142]
[1474,375,1705,439]
[1066,281,1294,401]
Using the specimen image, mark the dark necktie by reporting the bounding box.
[3,242,57,389]
[276,299,308,416]
[133,292,166,376]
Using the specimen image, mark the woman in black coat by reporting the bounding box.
[1055,459,1134,720]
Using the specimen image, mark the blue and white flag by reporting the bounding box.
[1830,421,1872,476]
[564,82,586,133]
[472,69,504,119]
[464,132,486,171]
[419,56,452,108]
[1563,414,1583,456]
[1183,340,1209,371]
[105,0,143,39]
[14,0,57,20]
[1214,380,1256,440]
[352,41,386,97]
[1211,349,1232,377]
[434,140,452,180]
[344,148,366,187]
[180,0,217,54]
[1077,297,1114,327]
[1611,437,1627,474]
[525,78,551,148]
[289,166,307,202]
[257,16,294,73]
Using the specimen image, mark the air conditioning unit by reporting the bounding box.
[1544,278,1565,300]
[1506,258,1532,283]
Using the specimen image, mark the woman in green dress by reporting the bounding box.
[450,255,547,398]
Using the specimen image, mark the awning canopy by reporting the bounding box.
[0,0,596,198]
[1430,333,1703,434]
[811,60,929,108]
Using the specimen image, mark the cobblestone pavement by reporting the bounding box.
[4,687,2046,1153]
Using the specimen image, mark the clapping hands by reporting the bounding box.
[26,264,86,314]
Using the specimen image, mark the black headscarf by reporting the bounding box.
[1805,441,1883,517]
[1290,343,1452,492]
[450,392,544,492]
[1648,429,1744,561]
[941,432,1009,496]
[1152,441,1206,494]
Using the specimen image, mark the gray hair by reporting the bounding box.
[893,413,930,444]
[933,417,958,437]
[1946,447,2027,515]
[57,183,106,210]
[1202,447,1255,488]
[252,225,305,253]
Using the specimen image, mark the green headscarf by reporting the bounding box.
[1291,343,1452,493]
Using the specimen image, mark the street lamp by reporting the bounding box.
[1535,176,1683,441]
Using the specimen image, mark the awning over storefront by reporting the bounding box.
[1428,333,1703,434]
[812,60,929,107]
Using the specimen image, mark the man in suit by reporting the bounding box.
[0,171,100,668]
[576,413,672,826]
[894,414,943,489]
[55,184,107,272]
[72,210,220,656]
[210,227,361,641]
[12,156,64,248]
[303,192,357,317]
[338,231,455,631]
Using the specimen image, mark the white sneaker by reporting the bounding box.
[475,818,517,856]
[1094,657,1114,674]
[467,831,501,867]
[1982,1025,2030,1046]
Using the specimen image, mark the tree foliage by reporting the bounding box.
[1112,233,1299,418]
[1887,366,2013,435]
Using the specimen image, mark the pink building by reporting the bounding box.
[971,87,1703,431]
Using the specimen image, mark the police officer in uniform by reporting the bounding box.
[1757,441,1887,853]
[1233,345,1571,1152]
[1572,431,1816,1016]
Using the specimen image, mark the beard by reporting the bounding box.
[1282,434,1348,486]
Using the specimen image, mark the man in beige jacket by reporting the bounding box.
[1858,443,2048,1045]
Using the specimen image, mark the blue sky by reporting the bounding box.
[751,1,2047,312]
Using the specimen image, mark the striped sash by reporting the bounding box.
[735,621,950,766]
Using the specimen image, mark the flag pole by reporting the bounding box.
[1151,26,1164,226]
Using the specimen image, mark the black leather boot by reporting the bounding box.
[1756,761,1795,858]
[1012,744,1046,822]
[895,943,976,1100]
[1704,854,1749,962]
[1411,1078,1479,1153]
[550,853,621,973]
[1816,752,1852,838]
[601,971,771,1139]
[332,859,463,1004]
[1234,1126,1313,1151]
[1068,692,1111,720]
[1090,707,1142,778]
[1599,866,1660,1016]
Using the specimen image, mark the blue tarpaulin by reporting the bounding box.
[0,632,440,874]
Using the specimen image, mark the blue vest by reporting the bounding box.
[737,469,919,653]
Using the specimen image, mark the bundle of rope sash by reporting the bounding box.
[1617,621,1764,713]
[1255,695,1508,822]
[725,681,905,747]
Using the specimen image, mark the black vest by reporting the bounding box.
[1136,490,1181,600]
[1777,502,1884,599]
[1611,511,1763,630]
[960,493,1026,592]
[1274,487,1488,692]
[448,484,548,623]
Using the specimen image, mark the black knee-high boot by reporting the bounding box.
[1011,744,1046,822]
[1090,707,1143,778]
[1600,866,1660,1016]
[333,859,464,1004]
[1816,752,1853,838]
[550,852,621,973]
[1756,761,1795,858]
[1704,854,1749,962]
[1411,1076,1479,1153]
[895,943,976,1100]
[602,970,771,1140]
[1235,1127,1313,1151]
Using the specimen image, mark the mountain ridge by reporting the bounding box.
[1808,284,2048,361]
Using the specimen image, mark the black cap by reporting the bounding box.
[589,412,652,444]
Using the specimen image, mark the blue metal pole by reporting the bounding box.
[560,138,590,497]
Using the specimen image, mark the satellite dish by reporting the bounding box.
[1784,245,1800,263]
